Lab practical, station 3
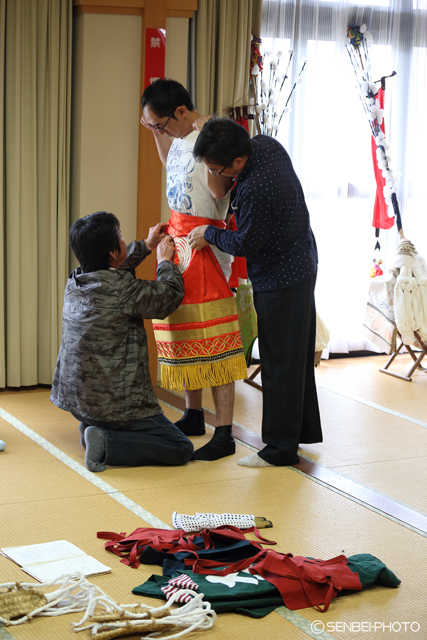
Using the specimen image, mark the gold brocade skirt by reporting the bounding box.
[153,211,247,391]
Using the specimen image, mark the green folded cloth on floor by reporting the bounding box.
[345,553,401,590]
[133,568,283,618]
[132,553,400,618]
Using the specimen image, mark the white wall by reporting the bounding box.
[71,12,190,265]
[71,12,142,256]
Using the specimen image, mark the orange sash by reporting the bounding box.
[153,211,247,390]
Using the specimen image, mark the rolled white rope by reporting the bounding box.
[73,589,216,638]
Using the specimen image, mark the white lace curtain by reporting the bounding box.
[261,0,427,354]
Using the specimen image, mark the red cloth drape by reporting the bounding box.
[240,116,250,132]
[228,214,248,288]
[371,87,394,230]
[250,552,362,613]
[191,550,362,613]
[163,211,231,304]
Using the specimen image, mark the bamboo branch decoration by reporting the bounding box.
[346,22,403,235]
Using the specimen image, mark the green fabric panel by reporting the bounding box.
[235,284,258,364]
[346,554,401,590]
[132,555,401,617]
[217,600,283,617]
[133,569,282,617]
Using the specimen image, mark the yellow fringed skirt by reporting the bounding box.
[153,211,247,391]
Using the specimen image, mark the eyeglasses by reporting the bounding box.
[207,165,228,177]
[152,112,175,131]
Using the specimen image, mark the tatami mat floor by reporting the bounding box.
[0,353,426,639]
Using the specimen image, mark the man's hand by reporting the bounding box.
[188,225,209,251]
[140,114,168,137]
[157,235,176,262]
[192,115,212,133]
[145,222,167,251]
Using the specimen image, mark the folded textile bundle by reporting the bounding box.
[97,525,276,573]
[133,553,401,617]
[134,568,283,618]
[98,526,400,615]
[172,511,256,532]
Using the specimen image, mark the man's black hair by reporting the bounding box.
[193,117,252,167]
[140,78,194,117]
[69,211,121,273]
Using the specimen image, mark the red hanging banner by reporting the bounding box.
[144,28,166,89]
[371,87,394,230]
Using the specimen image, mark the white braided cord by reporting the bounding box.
[0,573,216,638]
[172,511,255,532]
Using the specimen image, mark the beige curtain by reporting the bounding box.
[194,0,262,116]
[0,0,72,388]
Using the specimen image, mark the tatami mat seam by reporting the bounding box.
[157,388,427,537]
[4,380,423,639]
[276,608,338,639]
[2,399,426,538]
[159,382,427,431]
[151,393,427,527]
[298,453,427,521]
[0,407,170,530]
[317,384,427,430]
[0,625,14,639]
[0,409,334,638]
[291,466,427,538]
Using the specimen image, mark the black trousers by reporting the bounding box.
[253,272,322,466]
[72,412,193,467]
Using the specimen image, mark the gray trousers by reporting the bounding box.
[73,412,194,467]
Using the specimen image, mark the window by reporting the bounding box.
[261,0,427,353]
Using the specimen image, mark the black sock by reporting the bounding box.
[175,409,206,436]
[192,425,235,461]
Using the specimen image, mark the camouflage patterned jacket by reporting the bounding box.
[50,240,184,422]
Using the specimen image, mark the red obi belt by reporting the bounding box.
[153,210,247,390]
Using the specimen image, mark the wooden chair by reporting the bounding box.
[244,363,262,390]
[235,284,328,391]
[380,330,427,382]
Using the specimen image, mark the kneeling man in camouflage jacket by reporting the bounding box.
[50,211,193,471]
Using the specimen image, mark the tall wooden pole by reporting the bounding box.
[137,0,168,385]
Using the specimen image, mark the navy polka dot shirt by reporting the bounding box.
[204,135,318,292]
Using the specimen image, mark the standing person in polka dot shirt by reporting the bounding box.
[188,117,322,468]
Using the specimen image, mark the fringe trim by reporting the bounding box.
[160,354,248,391]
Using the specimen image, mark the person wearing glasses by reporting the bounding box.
[139,80,247,462]
[50,212,194,472]
[187,117,322,468]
